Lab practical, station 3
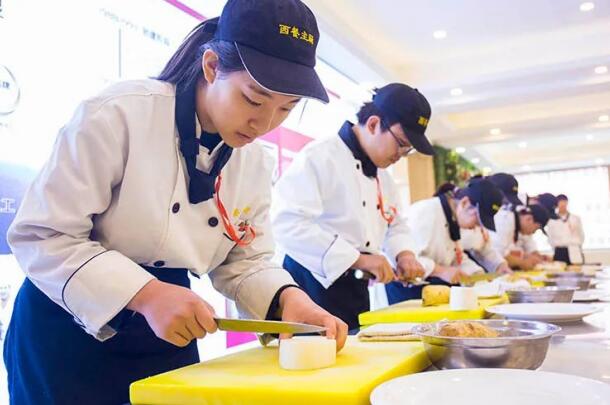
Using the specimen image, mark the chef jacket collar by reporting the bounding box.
[175,79,233,204]
[338,121,377,178]
[439,193,461,242]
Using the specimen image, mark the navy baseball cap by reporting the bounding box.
[488,172,523,207]
[524,204,551,229]
[372,83,435,156]
[214,0,328,103]
[536,193,559,219]
[461,178,504,231]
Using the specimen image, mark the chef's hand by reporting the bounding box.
[522,254,543,270]
[352,254,394,283]
[277,287,348,352]
[496,262,513,275]
[431,265,467,284]
[395,251,426,281]
[127,279,218,347]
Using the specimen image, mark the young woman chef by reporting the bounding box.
[384,179,505,304]
[4,1,347,404]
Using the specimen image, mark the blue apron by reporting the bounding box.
[3,266,199,405]
[553,247,571,264]
[282,255,368,331]
[385,277,451,305]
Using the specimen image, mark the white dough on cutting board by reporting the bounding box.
[279,336,336,371]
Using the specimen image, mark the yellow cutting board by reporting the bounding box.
[359,296,508,326]
[130,337,430,405]
[513,270,547,287]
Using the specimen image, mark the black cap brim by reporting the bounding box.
[236,43,329,104]
[505,193,523,207]
[401,125,435,156]
[479,209,496,232]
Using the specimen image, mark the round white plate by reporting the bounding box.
[370,369,610,405]
[573,290,610,302]
[486,303,600,322]
[596,271,610,280]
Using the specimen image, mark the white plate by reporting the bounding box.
[573,290,610,302]
[596,271,610,280]
[486,303,600,322]
[370,369,610,405]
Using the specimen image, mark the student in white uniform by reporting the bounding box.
[434,181,512,275]
[546,194,585,264]
[271,83,434,329]
[3,2,347,404]
[489,204,551,270]
[385,179,505,304]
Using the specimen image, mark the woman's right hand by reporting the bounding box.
[352,254,395,283]
[127,279,218,347]
[431,265,466,284]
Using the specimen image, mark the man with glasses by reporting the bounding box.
[385,179,505,304]
[271,83,433,329]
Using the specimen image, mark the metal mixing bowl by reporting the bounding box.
[506,287,575,303]
[546,272,594,280]
[544,277,591,290]
[412,320,560,370]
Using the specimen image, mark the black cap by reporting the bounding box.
[215,0,328,103]
[536,193,559,219]
[524,204,551,229]
[372,83,434,156]
[488,172,523,207]
[461,179,504,231]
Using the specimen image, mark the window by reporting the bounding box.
[516,166,610,250]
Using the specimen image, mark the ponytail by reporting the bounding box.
[157,17,245,86]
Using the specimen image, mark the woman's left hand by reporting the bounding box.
[278,287,348,351]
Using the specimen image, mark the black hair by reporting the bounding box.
[157,18,245,87]
[557,194,568,201]
[356,102,391,130]
[434,182,457,197]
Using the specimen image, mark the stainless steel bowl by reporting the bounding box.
[546,272,594,280]
[412,320,561,370]
[544,277,591,290]
[506,287,575,303]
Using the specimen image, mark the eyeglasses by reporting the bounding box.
[386,125,416,157]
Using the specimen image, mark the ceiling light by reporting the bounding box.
[599,114,609,122]
[595,158,604,165]
[522,165,532,171]
[450,88,463,96]
[586,134,595,141]
[433,30,447,39]
[518,142,528,148]
[580,2,595,12]
[490,128,501,136]
[471,157,480,164]
[595,65,608,74]
[455,147,466,154]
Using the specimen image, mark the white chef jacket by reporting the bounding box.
[401,197,484,277]
[271,134,413,289]
[546,213,585,248]
[461,226,507,273]
[7,79,295,341]
[489,208,538,257]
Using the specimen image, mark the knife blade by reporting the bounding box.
[214,318,326,334]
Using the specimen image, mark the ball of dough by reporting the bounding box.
[422,285,451,306]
